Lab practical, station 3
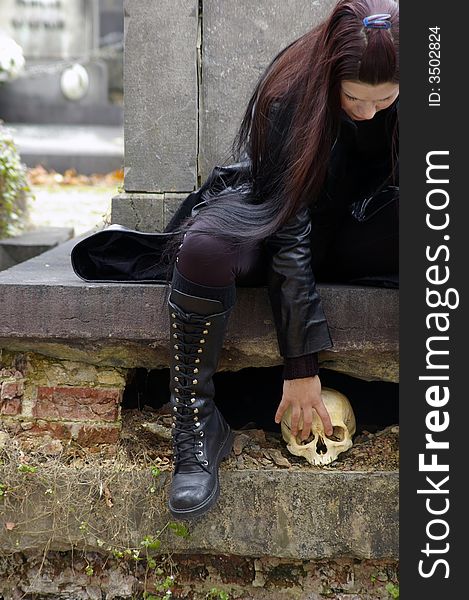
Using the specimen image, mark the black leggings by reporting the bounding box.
[177,200,398,289]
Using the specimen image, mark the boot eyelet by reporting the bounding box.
[173,406,178,412]
[200,339,205,344]
[198,441,203,447]
[202,460,209,466]
[193,368,199,374]
[173,334,178,339]
[174,345,179,350]
[192,379,198,385]
[195,422,201,428]
[172,423,176,428]
[197,451,203,456]
[191,392,196,396]
[175,366,180,371]
[193,408,199,414]
[199,431,204,437]
[174,377,179,382]
[203,329,208,335]
[174,355,179,360]
[176,397,180,402]
[194,416,199,422]
[195,359,200,364]
[198,349,203,354]
[172,323,177,329]
[175,388,179,393]
[205,322,211,326]
[191,398,196,404]
[171,313,176,318]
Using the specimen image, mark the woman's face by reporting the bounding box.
[340,80,399,121]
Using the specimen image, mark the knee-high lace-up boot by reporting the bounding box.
[168,286,234,520]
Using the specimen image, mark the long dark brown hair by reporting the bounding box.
[173,0,399,245]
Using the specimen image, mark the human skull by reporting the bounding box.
[281,387,356,466]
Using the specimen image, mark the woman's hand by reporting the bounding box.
[274,375,333,440]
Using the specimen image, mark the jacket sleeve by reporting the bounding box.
[265,205,333,359]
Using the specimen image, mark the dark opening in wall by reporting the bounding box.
[122,366,398,434]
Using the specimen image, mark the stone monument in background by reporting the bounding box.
[0,0,121,124]
[0,0,124,173]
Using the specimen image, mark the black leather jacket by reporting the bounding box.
[263,101,399,360]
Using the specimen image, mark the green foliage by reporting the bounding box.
[17,464,37,474]
[205,588,230,600]
[140,535,162,551]
[142,575,174,600]
[0,483,7,497]
[85,565,94,577]
[168,521,190,538]
[0,125,30,237]
[386,582,400,599]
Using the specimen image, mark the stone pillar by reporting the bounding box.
[122,0,199,193]
[199,0,337,180]
[112,0,337,231]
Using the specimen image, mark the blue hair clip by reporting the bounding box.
[362,13,392,29]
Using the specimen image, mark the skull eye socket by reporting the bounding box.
[299,433,315,445]
[326,426,346,442]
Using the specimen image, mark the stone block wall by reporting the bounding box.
[0,351,128,450]
[115,0,338,231]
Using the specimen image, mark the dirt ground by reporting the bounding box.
[115,406,399,474]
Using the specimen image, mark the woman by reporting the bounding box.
[72,0,399,520]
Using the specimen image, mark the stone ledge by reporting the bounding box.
[0,466,398,560]
[0,226,74,271]
[0,238,399,381]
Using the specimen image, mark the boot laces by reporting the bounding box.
[171,307,212,472]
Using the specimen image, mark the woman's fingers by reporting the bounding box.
[275,377,333,439]
[274,397,288,424]
[289,405,301,437]
[315,401,333,436]
[300,408,313,441]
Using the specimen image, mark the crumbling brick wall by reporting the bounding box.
[0,351,128,451]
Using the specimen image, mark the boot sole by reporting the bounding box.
[168,429,234,521]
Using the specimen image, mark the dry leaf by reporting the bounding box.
[233,433,251,456]
[243,429,266,444]
[103,484,114,508]
[142,422,172,441]
[267,449,291,468]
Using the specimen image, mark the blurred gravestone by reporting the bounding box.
[0,0,121,126]
[1,0,97,60]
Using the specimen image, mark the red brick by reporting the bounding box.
[75,425,121,446]
[1,380,24,401]
[34,387,122,422]
[4,420,121,447]
[0,397,22,416]
[16,421,72,440]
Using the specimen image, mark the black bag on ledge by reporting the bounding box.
[70,162,251,283]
